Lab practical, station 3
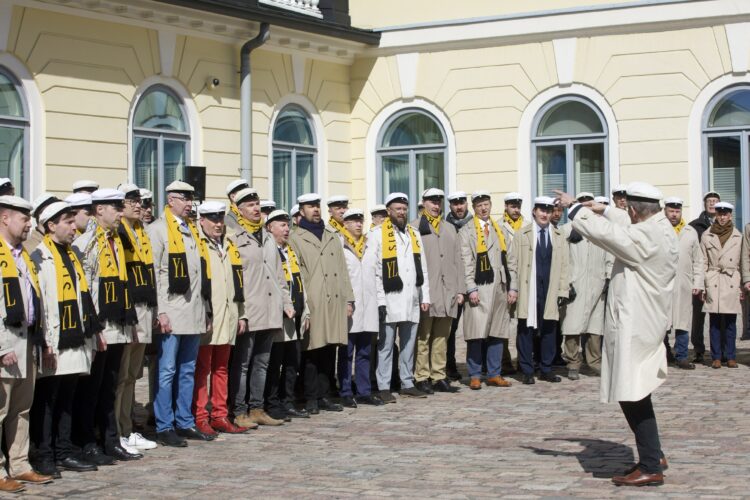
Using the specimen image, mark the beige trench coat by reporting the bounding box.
[458,217,511,340]
[31,244,94,377]
[410,216,464,318]
[234,227,291,332]
[672,225,703,331]
[572,208,676,403]
[289,225,354,351]
[508,222,569,323]
[73,228,129,346]
[560,223,613,336]
[147,214,208,335]
[0,246,35,379]
[702,228,742,315]
[201,230,243,346]
[740,223,750,284]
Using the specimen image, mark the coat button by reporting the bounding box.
[334,273,337,277]
[266,276,269,279]
[268,292,272,296]
[331,252,334,256]
[335,294,338,298]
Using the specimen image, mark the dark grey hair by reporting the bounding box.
[628,199,661,218]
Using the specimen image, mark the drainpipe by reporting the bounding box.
[240,22,270,183]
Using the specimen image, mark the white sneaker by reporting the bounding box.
[127,432,157,450]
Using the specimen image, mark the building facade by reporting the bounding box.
[2,0,750,223]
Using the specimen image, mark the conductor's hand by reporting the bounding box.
[554,191,576,209]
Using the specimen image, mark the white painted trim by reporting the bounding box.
[365,99,456,208]
[395,53,419,99]
[725,23,750,75]
[0,3,13,53]
[552,38,577,86]
[0,54,45,199]
[127,76,202,182]
[377,0,750,52]
[266,94,327,201]
[517,84,619,219]
[291,54,306,94]
[687,74,750,221]
[158,30,177,78]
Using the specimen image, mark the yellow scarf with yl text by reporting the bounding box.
[381,217,424,294]
[673,218,686,235]
[474,216,507,285]
[43,235,99,349]
[165,207,212,300]
[504,212,524,232]
[0,238,38,327]
[94,225,136,326]
[282,243,304,316]
[118,220,157,307]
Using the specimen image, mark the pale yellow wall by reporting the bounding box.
[350,0,620,29]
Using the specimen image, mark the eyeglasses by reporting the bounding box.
[124,198,142,206]
[170,194,194,202]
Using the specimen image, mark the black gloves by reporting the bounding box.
[379,305,387,323]
[558,285,576,307]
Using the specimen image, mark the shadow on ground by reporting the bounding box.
[522,437,634,478]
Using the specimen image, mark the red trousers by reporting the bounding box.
[192,344,231,422]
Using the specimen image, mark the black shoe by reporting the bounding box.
[378,390,397,404]
[522,374,535,385]
[432,379,459,393]
[502,365,517,375]
[356,394,385,406]
[340,396,358,408]
[318,398,344,412]
[415,380,434,395]
[693,354,704,363]
[176,426,215,441]
[106,444,142,461]
[35,460,63,477]
[285,407,310,419]
[399,386,428,398]
[56,456,97,472]
[80,445,115,466]
[156,430,188,447]
[676,359,695,370]
[446,368,462,381]
[539,372,562,383]
[305,401,320,415]
[267,409,292,422]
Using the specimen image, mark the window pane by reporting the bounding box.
[273,107,314,146]
[381,154,409,200]
[416,151,445,197]
[296,152,314,206]
[133,89,187,132]
[0,73,24,118]
[537,100,604,137]
[0,126,23,190]
[708,89,750,128]
[537,144,567,196]
[574,142,605,195]
[134,136,158,208]
[381,112,444,148]
[273,150,292,213]
[708,136,742,225]
[164,139,186,189]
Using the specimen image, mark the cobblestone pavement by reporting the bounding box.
[23,336,750,499]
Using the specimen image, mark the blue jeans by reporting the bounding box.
[338,332,373,397]
[517,319,557,375]
[154,333,201,433]
[466,338,503,378]
[668,329,689,361]
[709,313,737,361]
[377,321,417,391]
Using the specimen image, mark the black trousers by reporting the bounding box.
[303,344,336,404]
[265,339,301,412]
[446,304,463,371]
[619,394,663,474]
[73,343,123,451]
[691,295,706,356]
[31,374,78,463]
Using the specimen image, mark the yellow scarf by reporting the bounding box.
[504,212,523,232]
[43,234,98,349]
[423,212,441,235]
[94,225,136,325]
[119,219,157,306]
[165,207,212,300]
[282,243,304,316]
[330,217,364,258]
[473,216,507,285]
[381,217,423,293]
[0,238,39,327]
[231,205,263,234]
[673,218,685,235]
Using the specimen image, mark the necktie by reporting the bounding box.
[484,222,489,238]
[539,227,547,252]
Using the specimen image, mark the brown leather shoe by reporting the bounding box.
[485,376,512,387]
[195,420,218,438]
[211,416,250,434]
[469,377,481,390]
[12,470,53,484]
[625,456,668,475]
[712,359,722,369]
[727,359,738,368]
[248,408,284,426]
[612,468,664,487]
[0,477,25,493]
[233,412,259,430]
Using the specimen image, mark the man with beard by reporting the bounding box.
[289,193,353,414]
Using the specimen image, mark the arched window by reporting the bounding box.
[377,109,446,218]
[0,68,28,196]
[703,86,750,225]
[532,96,608,198]
[132,86,190,212]
[272,105,316,212]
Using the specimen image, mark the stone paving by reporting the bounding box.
[22,336,750,499]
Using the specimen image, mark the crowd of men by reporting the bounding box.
[0,173,745,492]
